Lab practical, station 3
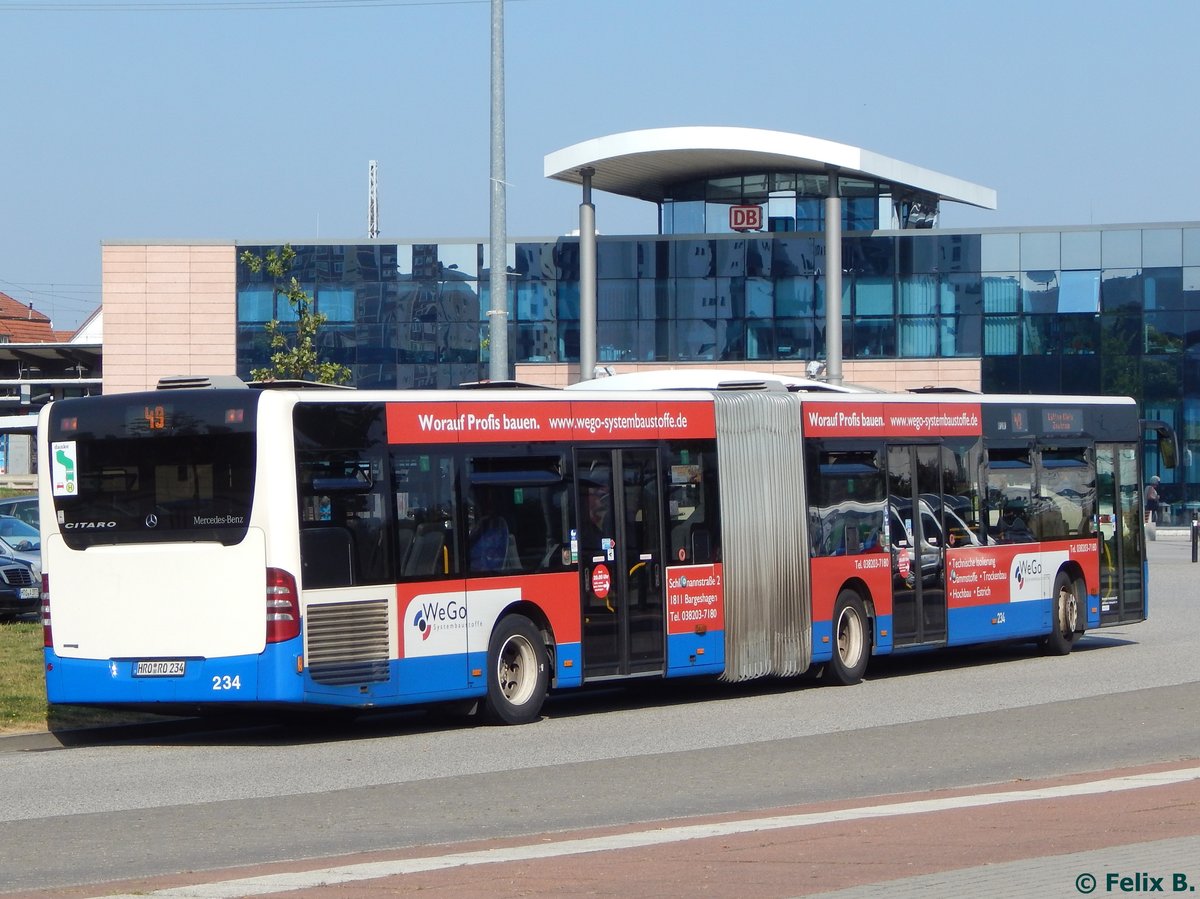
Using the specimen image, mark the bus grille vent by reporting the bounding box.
[306,599,391,685]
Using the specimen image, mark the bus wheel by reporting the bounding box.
[828,590,869,685]
[1042,571,1080,656]
[484,615,549,725]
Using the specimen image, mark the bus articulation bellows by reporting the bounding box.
[38,377,1165,724]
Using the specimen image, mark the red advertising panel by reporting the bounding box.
[386,399,716,445]
[801,400,982,439]
[666,563,725,635]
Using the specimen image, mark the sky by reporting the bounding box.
[2,0,1199,331]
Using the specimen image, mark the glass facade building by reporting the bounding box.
[236,223,1200,514]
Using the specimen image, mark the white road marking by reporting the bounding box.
[99,765,1200,899]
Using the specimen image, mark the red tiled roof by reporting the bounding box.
[0,291,57,343]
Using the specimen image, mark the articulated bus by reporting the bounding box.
[37,376,1171,724]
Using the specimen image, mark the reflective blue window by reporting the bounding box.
[597,242,637,279]
[1020,232,1060,271]
[1143,229,1182,268]
[776,276,816,316]
[899,275,937,315]
[715,240,747,277]
[597,279,638,320]
[1021,272,1059,314]
[1102,230,1142,268]
[983,275,1019,313]
[855,276,894,316]
[899,317,938,356]
[598,321,639,362]
[516,323,556,363]
[516,282,556,322]
[1144,268,1184,310]
[238,288,274,323]
[796,199,822,232]
[1185,230,1200,266]
[1058,271,1100,313]
[515,243,556,280]
[673,240,715,277]
[852,317,895,357]
[316,287,355,323]
[1061,231,1102,270]
[981,233,1020,271]
[984,316,1020,355]
[1145,311,1185,354]
[1060,316,1099,355]
[772,238,818,277]
[776,319,816,359]
[1101,269,1144,313]
[673,320,718,361]
[745,277,773,319]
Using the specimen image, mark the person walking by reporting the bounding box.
[1145,475,1161,523]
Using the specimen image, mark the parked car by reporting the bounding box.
[0,515,39,568]
[0,494,38,530]
[0,555,40,621]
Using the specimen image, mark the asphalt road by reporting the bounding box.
[2,534,1198,895]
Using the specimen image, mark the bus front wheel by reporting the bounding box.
[483,614,550,725]
[828,590,870,685]
[1042,571,1081,656]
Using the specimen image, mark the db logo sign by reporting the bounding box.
[729,205,763,232]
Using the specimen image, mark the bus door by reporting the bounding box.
[575,448,666,679]
[887,445,948,646]
[1096,443,1145,623]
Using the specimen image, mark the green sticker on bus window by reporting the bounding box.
[514,488,524,504]
[419,455,430,472]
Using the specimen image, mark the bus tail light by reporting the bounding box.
[266,568,301,643]
[42,575,51,648]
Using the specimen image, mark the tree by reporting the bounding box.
[241,245,352,385]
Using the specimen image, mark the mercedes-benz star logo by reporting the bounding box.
[145,514,159,528]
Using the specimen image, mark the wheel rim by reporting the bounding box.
[497,634,537,706]
[1060,586,1078,635]
[836,606,864,668]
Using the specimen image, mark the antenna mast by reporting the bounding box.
[368,160,379,239]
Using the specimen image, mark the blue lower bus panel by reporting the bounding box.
[44,649,277,705]
[666,629,724,677]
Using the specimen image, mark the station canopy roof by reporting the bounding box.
[545,126,997,210]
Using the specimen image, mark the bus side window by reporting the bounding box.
[667,442,719,564]
[985,448,1033,543]
[393,451,458,579]
[300,527,355,588]
[807,448,886,559]
[466,453,569,574]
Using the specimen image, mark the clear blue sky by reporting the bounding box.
[2,0,1197,330]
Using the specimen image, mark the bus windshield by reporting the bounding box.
[47,391,259,548]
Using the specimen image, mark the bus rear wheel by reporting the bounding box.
[483,614,550,725]
[828,590,869,685]
[1042,571,1081,656]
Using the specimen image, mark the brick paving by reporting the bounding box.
[8,760,1198,899]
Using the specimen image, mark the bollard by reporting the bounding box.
[1192,517,1198,563]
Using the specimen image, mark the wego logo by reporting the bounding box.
[412,607,432,640]
[1012,557,1043,589]
[411,599,467,641]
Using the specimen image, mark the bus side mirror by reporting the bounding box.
[1141,419,1180,470]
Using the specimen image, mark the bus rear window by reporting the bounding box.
[48,392,257,548]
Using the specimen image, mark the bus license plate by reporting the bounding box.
[19,587,38,599]
[135,660,187,677]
